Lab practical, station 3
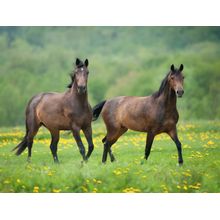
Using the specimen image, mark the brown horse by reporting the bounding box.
[13,58,94,163]
[93,64,185,165]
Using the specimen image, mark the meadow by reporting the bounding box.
[0,120,219,193]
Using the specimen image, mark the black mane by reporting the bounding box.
[67,73,75,88]
[152,73,170,98]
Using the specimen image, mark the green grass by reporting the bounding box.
[0,120,220,193]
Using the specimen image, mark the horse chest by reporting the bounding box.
[153,109,178,132]
[67,107,92,125]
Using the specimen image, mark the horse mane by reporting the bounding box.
[152,72,170,98]
[67,72,75,88]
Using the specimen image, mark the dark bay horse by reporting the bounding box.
[93,64,185,165]
[13,58,94,163]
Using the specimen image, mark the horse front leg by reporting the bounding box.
[72,128,87,161]
[168,128,183,166]
[145,132,155,160]
[82,126,94,160]
[49,129,60,163]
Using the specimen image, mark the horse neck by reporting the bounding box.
[158,83,177,110]
[70,81,88,105]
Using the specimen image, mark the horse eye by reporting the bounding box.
[171,76,174,80]
[87,71,89,74]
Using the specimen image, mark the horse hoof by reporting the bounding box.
[83,157,88,163]
[140,160,145,165]
[110,158,116,162]
[78,161,83,168]
[177,162,183,167]
[27,158,31,163]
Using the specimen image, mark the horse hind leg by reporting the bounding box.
[102,127,128,163]
[13,111,40,162]
[25,107,41,162]
[26,121,41,162]
[102,136,115,162]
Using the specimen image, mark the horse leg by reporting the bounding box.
[102,141,112,163]
[168,128,183,165]
[49,129,60,163]
[26,122,40,163]
[82,126,94,160]
[108,147,115,162]
[145,132,155,160]
[72,128,87,161]
[102,128,128,163]
[102,135,115,162]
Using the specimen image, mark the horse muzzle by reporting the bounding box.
[176,89,184,98]
[77,86,87,94]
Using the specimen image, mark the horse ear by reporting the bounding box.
[170,64,175,72]
[179,64,184,71]
[75,58,81,66]
[84,59,89,67]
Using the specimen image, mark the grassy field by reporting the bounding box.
[0,120,219,193]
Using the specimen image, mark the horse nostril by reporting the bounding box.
[177,90,184,97]
[78,86,86,93]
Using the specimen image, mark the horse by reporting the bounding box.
[13,58,94,163]
[92,64,185,165]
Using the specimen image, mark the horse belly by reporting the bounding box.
[36,105,71,130]
[42,115,72,130]
[120,113,149,132]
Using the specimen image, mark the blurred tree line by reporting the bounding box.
[0,27,220,126]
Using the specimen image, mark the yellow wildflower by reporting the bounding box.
[122,187,141,193]
[207,140,214,145]
[4,180,10,184]
[93,188,98,193]
[81,186,88,192]
[182,172,192,177]
[183,185,188,190]
[47,171,53,176]
[33,186,39,193]
[113,170,122,176]
[52,189,61,193]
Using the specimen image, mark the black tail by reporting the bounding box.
[12,119,28,155]
[12,136,28,155]
[92,100,106,121]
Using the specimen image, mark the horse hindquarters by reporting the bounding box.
[13,95,41,161]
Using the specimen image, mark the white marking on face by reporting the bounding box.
[81,67,84,71]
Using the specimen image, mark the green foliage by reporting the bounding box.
[0,27,220,126]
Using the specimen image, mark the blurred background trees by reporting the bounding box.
[0,27,220,126]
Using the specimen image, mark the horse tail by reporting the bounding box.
[92,100,106,121]
[12,117,29,155]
